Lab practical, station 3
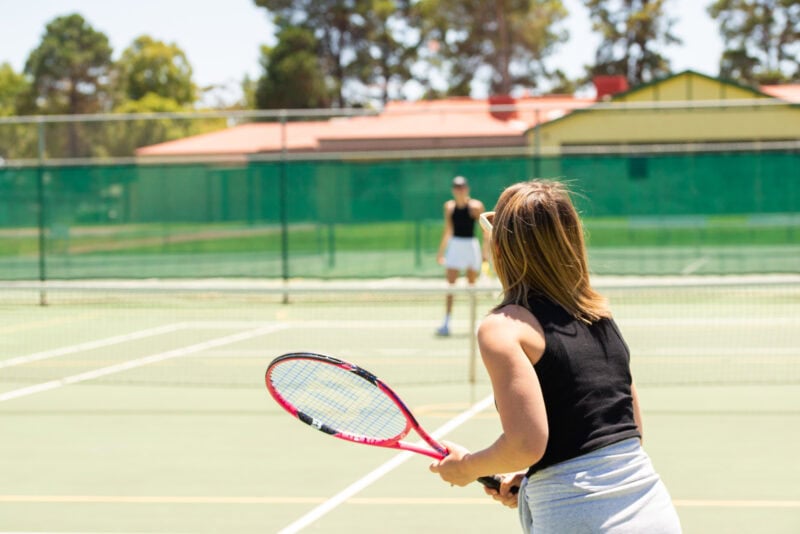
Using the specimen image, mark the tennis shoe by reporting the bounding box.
[435,324,450,337]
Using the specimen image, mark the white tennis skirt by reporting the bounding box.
[444,237,481,271]
[518,438,682,533]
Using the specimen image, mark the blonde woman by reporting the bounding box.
[429,181,681,533]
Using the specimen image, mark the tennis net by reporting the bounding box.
[0,277,797,391]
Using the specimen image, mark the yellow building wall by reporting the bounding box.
[531,72,800,151]
[616,72,764,102]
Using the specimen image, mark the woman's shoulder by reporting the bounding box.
[491,302,537,319]
[467,198,485,212]
[478,305,546,362]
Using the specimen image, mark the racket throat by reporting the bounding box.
[298,411,337,435]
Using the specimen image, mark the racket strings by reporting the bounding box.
[270,359,408,440]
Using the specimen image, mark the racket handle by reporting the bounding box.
[477,475,520,495]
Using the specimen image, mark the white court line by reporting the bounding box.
[0,323,186,369]
[185,317,800,330]
[634,347,799,357]
[276,394,495,534]
[0,496,797,507]
[681,256,710,275]
[673,499,800,508]
[0,324,287,403]
[204,348,465,358]
[186,320,468,329]
[617,317,800,327]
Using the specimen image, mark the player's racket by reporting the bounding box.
[266,351,511,492]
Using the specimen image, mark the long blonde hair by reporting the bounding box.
[491,180,609,323]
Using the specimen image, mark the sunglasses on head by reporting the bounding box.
[479,211,494,234]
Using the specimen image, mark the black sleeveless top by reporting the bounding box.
[525,296,640,475]
[451,204,475,237]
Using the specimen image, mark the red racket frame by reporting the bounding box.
[266,352,447,458]
[265,352,506,491]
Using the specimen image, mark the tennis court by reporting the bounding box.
[0,278,798,533]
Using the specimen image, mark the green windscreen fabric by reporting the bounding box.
[0,150,797,280]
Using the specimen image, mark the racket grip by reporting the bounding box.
[477,475,519,495]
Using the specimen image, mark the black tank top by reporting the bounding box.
[525,296,641,475]
[451,204,475,238]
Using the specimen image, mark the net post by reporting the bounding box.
[279,110,289,304]
[36,120,47,306]
[468,286,478,384]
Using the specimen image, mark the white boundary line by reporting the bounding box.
[90,316,800,330]
[673,500,800,508]
[0,318,476,401]
[634,347,799,357]
[0,496,797,508]
[616,317,800,327]
[186,320,468,330]
[0,319,451,368]
[276,394,496,534]
[0,323,187,369]
[0,532,159,534]
[680,256,711,275]
[0,324,287,402]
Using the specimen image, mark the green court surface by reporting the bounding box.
[0,282,798,533]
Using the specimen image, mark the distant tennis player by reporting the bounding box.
[435,176,489,336]
[429,180,681,533]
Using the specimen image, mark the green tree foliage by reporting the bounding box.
[708,0,800,85]
[116,35,197,105]
[0,63,37,159]
[253,0,415,106]
[100,94,224,157]
[582,0,680,86]
[24,14,114,157]
[547,69,579,95]
[108,36,213,158]
[255,28,331,108]
[24,13,113,114]
[356,0,417,103]
[240,75,258,109]
[414,0,568,96]
[0,63,32,116]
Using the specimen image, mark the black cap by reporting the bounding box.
[452,176,468,187]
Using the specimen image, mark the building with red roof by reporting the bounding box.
[135,96,593,158]
[135,71,799,159]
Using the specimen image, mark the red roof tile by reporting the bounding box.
[135,121,335,156]
[134,96,594,157]
[761,84,800,103]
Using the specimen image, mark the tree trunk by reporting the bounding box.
[495,0,512,94]
[68,80,80,157]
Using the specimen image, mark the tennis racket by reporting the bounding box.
[265,351,511,492]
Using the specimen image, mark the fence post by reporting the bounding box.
[279,111,289,303]
[468,287,478,384]
[36,120,47,306]
[533,108,541,178]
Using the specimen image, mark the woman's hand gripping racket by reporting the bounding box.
[265,352,510,492]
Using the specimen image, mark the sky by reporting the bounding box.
[0,0,724,104]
